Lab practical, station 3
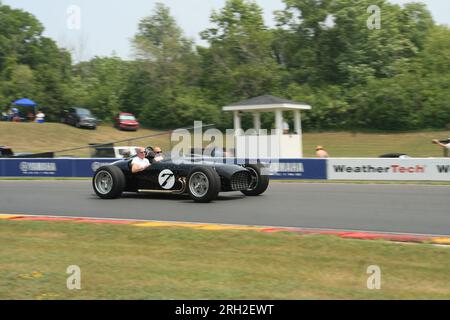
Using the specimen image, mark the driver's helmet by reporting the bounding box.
[145,146,157,163]
[145,147,155,160]
[144,146,164,163]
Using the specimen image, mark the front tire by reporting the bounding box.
[93,166,125,199]
[241,164,269,196]
[187,167,220,203]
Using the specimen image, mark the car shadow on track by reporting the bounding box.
[89,192,246,203]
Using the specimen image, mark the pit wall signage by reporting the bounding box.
[0,158,328,180]
[1,158,450,181]
[266,159,327,180]
[328,158,450,181]
[207,158,327,180]
[0,159,119,177]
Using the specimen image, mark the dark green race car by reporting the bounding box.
[92,149,269,203]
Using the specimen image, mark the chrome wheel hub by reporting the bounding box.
[94,171,113,195]
[189,172,209,198]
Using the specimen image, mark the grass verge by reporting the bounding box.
[1,220,449,300]
[1,122,449,158]
[301,130,450,158]
[0,122,171,157]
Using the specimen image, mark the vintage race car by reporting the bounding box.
[92,149,269,203]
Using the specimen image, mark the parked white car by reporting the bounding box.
[91,146,139,158]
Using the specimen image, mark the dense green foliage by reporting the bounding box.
[0,0,449,130]
[0,2,72,120]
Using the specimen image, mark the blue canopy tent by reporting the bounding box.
[12,98,37,121]
[13,98,37,108]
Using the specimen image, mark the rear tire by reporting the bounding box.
[187,167,220,203]
[93,166,125,199]
[241,164,269,196]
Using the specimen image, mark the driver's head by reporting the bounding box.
[153,146,162,154]
[136,147,146,159]
[153,146,164,162]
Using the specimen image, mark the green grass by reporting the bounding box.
[301,130,450,158]
[0,122,172,157]
[1,122,449,158]
[1,220,449,300]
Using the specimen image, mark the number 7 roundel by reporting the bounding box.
[158,169,175,189]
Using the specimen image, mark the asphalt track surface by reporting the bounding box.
[0,180,449,236]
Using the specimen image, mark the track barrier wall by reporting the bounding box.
[0,158,118,178]
[0,158,449,181]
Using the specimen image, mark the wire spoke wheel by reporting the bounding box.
[240,165,269,197]
[246,166,259,190]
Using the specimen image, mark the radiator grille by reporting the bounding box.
[230,172,251,191]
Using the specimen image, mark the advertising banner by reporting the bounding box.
[73,159,120,177]
[191,158,327,180]
[267,159,327,180]
[2,159,73,177]
[3,158,449,181]
[0,158,327,179]
[328,158,450,181]
[0,158,119,177]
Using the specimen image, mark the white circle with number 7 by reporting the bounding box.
[158,169,175,189]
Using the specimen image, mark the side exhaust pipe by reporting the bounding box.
[138,177,187,195]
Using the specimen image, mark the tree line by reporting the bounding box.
[0,0,449,131]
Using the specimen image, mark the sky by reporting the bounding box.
[2,0,450,62]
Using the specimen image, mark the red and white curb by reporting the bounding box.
[1,213,449,245]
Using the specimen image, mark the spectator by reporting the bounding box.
[1,110,8,121]
[35,110,45,123]
[6,108,14,121]
[11,107,21,122]
[316,145,329,158]
[27,112,35,122]
[131,147,150,173]
[283,120,290,134]
[432,139,450,153]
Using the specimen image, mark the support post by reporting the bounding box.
[294,110,301,134]
[233,111,241,134]
[253,112,261,133]
[275,109,283,135]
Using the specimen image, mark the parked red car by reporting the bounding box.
[114,112,139,131]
